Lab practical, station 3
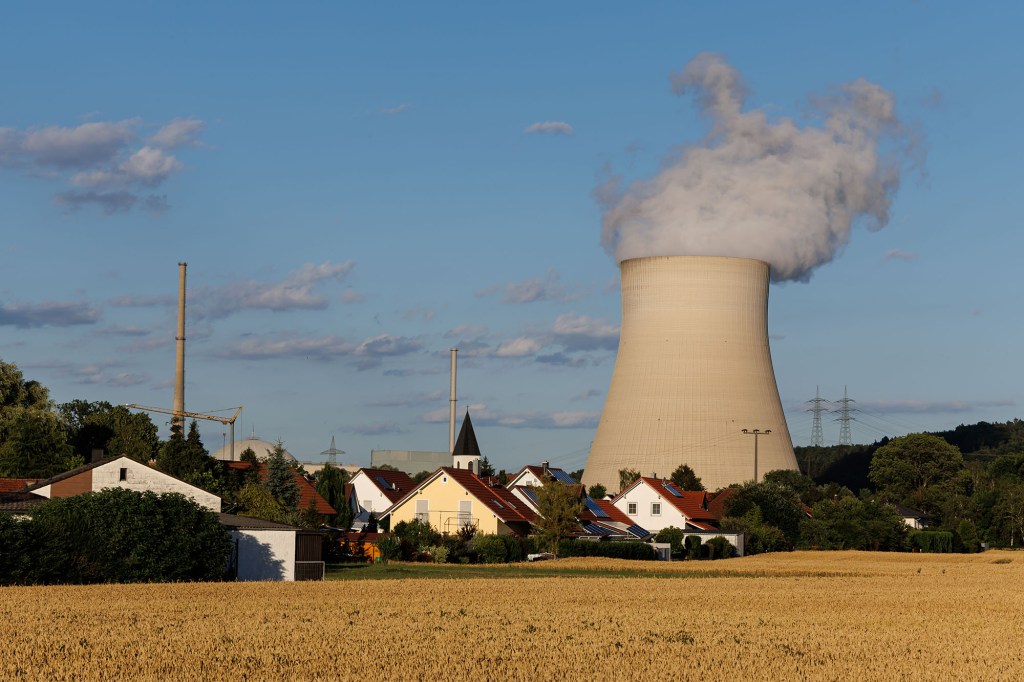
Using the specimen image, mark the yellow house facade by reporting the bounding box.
[384,467,535,537]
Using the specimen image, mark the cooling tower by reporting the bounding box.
[582,256,798,493]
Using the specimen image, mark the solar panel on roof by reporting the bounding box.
[663,482,683,497]
[581,522,614,536]
[583,497,609,518]
[626,524,648,538]
[549,469,576,484]
[520,487,539,504]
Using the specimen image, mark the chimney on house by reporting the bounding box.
[541,461,549,478]
[91,449,105,463]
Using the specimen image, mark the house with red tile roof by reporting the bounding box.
[612,477,723,533]
[348,468,416,530]
[507,464,650,541]
[381,466,536,536]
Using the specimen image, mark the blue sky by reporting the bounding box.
[2,2,1021,472]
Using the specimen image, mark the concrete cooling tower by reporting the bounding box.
[582,256,798,493]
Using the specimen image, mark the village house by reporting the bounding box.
[381,466,536,536]
[347,467,416,530]
[24,456,221,512]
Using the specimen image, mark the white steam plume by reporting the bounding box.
[599,53,921,282]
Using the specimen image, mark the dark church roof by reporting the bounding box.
[452,411,481,457]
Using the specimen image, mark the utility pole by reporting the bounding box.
[741,428,771,483]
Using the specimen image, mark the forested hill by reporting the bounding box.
[798,419,1024,493]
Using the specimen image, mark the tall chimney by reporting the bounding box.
[172,262,187,432]
[582,256,798,492]
[449,348,458,453]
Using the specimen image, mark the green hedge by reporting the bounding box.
[1,488,230,585]
[557,540,656,561]
[910,530,954,553]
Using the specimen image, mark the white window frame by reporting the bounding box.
[651,502,662,516]
[627,502,637,516]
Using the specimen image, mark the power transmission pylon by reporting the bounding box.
[834,386,856,446]
[807,386,829,447]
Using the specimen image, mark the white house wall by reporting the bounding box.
[612,483,688,533]
[232,529,296,581]
[350,472,394,517]
[94,458,221,512]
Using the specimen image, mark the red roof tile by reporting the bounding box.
[0,478,39,493]
[594,499,633,525]
[357,468,417,504]
[440,467,537,524]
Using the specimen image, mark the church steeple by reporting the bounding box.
[452,409,482,474]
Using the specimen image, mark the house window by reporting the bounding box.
[459,500,472,528]
[415,499,429,523]
[119,467,128,482]
[651,502,662,516]
[627,502,637,515]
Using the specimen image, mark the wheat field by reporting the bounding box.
[2,551,1022,681]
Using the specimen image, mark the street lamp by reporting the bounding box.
[741,428,772,483]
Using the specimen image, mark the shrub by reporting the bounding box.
[655,527,686,556]
[424,545,450,564]
[704,536,736,560]
[376,534,401,563]
[956,520,980,553]
[684,535,703,561]
[472,534,509,564]
[556,540,656,561]
[911,530,954,553]
[5,488,229,585]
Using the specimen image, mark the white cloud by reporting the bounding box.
[149,118,205,149]
[550,313,619,351]
[524,121,574,136]
[382,103,412,115]
[494,337,544,357]
[884,249,916,262]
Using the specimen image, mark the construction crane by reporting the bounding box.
[125,404,243,460]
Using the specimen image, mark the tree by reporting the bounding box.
[869,433,964,508]
[670,464,705,492]
[411,470,432,484]
[762,469,818,504]
[266,440,299,511]
[59,401,159,463]
[315,462,351,528]
[0,405,78,477]
[618,468,640,493]
[532,479,584,555]
[478,455,495,478]
[723,481,806,548]
[0,359,78,477]
[587,483,607,500]
[156,420,209,479]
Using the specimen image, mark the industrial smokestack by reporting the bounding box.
[172,262,186,432]
[449,347,458,453]
[582,256,798,492]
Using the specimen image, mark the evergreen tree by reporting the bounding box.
[266,440,300,511]
[670,464,705,492]
[478,455,495,477]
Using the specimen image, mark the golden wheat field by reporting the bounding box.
[2,551,1022,681]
